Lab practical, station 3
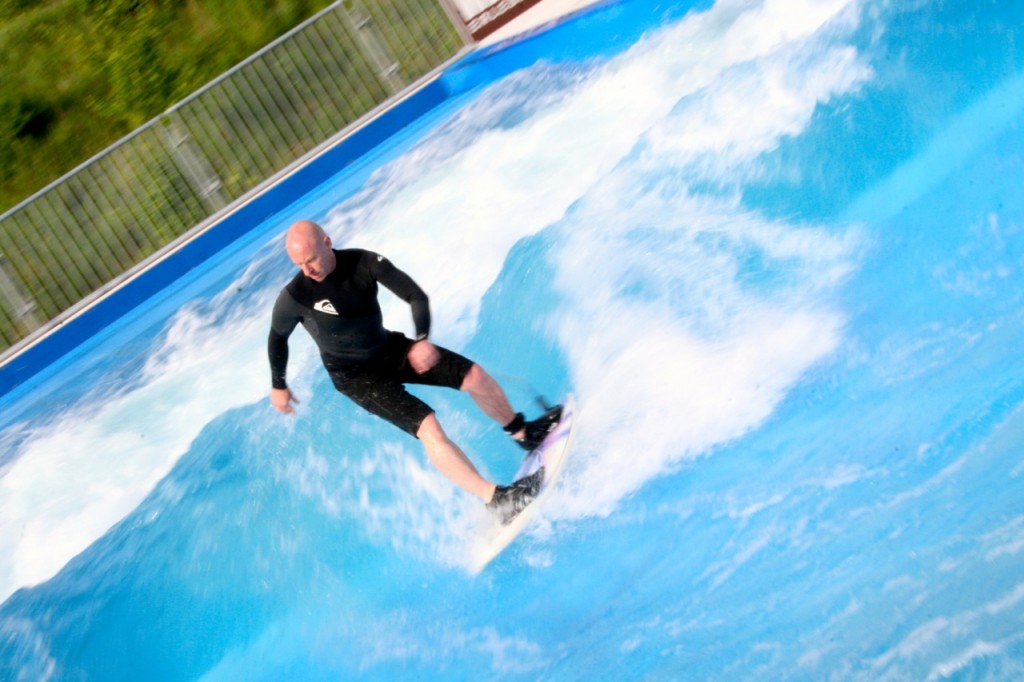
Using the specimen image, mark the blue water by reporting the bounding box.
[3,0,1024,679]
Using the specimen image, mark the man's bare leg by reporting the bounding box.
[417,412,496,502]
[459,364,526,439]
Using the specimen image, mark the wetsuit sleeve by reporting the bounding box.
[369,254,431,340]
[268,289,302,389]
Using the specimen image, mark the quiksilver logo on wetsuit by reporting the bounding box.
[313,299,339,315]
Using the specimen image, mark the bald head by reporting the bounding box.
[286,220,326,254]
[285,220,336,281]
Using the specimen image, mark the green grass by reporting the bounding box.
[0,0,337,213]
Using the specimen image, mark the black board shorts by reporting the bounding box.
[323,332,474,437]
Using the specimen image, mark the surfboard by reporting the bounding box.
[470,394,576,573]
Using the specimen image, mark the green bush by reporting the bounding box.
[0,0,336,212]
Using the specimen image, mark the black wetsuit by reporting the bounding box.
[268,249,472,436]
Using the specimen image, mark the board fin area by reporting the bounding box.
[470,394,576,573]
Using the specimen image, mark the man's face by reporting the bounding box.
[287,234,334,282]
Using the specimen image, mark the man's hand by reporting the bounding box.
[270,387,299,414]
[407,339,440,374]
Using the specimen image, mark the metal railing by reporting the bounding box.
[0,0,465,355]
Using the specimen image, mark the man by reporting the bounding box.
[268,220,558,522]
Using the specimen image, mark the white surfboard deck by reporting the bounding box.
[469,394,576,573]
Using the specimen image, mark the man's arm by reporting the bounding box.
[268,328,290,390]
[268,290,301,413]
[368,253,439,373]
[368,253,431,341]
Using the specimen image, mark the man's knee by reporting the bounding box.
[416,411,444,441]
[459,363,487,392]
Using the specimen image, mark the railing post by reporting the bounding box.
[438,0,476,45]
[0,253,42,334]
[159,114,229,213]
[342,0,406,94]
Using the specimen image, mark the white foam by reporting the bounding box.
[869,581,1024,678]
[324,0,869,531]
[927,640,1005,681]
[0,283,304,602]
[325,0,865,348]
